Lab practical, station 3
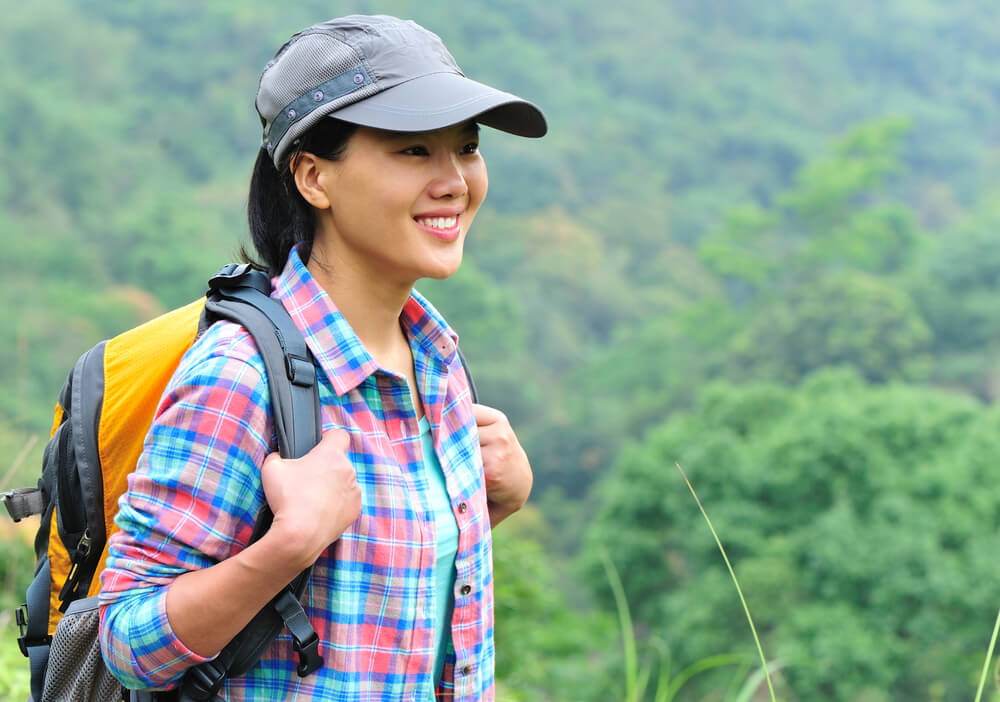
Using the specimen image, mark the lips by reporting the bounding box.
[414,213,461,241]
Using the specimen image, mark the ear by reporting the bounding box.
[291,152,332,210]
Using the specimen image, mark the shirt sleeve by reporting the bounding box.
[98,327,272,689]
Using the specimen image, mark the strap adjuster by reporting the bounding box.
[207,263,270,296]
[2,487,44,522]
[293,632,323,677]
[273,589,324,677]
[285,354,315,388]
[15,604,50,657]
[183,658,228,700]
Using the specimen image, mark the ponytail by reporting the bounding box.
[244,118,357,275]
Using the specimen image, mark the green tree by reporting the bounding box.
[583,369,1000,701]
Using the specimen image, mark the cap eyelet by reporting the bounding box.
[353,73,364,85]
[313,90,324,102]
[287,108,297,120]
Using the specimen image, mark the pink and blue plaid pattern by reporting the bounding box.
[99,249,494,701]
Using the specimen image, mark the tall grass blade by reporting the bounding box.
[723,659,753,702]
[732,660,784,702]
[600,550,642,702]
[973,604,1000,702]
[661,653,747,702]
[675,462,778,702]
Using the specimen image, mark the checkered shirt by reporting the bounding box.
[99,249,494,701]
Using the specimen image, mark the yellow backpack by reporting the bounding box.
[4,264,326,702]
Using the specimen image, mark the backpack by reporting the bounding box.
[2,263,478,702]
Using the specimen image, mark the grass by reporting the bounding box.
[0,620,31,702]
[600,545,780,702]
[674,463,778,702]
[974,606,1000,702]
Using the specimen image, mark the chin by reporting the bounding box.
[421,252,464,281]
[421,265,462,281]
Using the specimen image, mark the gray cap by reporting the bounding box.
[256,15,548,166]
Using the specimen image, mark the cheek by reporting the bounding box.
[467,162,488,211]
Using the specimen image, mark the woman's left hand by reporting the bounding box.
[473,403,533,526]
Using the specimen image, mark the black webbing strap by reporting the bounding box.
[174,265,323,702]
[273,590,323,677]
[455,346,478,404]
[1,487,44,522]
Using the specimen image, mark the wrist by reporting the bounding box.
[256,519,325,572]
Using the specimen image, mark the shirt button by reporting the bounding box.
[457,502,468,514]
[461,664,473,676]
[460,584,472,596]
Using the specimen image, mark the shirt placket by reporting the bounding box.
[376,370,437,697]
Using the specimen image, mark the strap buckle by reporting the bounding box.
[15,604,28,657]
[182,658,228,700]
[2,487,44,522]
[273,589,324,677]
[207,264,270,296]
[15,604,50,657]
[293,631,323,677]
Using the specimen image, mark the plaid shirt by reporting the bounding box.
[99,249,494,701]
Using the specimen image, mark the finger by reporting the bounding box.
[472,403,506,427]
[475,420,506,445]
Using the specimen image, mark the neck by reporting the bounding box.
[305,241,413,365]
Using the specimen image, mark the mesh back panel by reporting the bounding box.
[41,597,121,702]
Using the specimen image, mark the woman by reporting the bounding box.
[99,15,545,701]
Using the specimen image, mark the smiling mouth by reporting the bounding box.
[415,215,458,230]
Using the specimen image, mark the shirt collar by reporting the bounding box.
[271,247,459,396]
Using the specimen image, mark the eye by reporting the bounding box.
[400,145,429,156]
[461,141,480,155]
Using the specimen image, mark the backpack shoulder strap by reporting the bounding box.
[455,345,478,404]
[176,264,323,702]
[203,264,321,461]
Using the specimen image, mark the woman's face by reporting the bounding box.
[308,121,488,287]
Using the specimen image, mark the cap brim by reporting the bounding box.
[328,71,547,137]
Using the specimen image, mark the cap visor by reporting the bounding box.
[329,72,547,137]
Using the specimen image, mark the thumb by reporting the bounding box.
[266,428,350,468]
[305,427,350,458]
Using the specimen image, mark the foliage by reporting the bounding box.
[5,2,1000,700]
[0,624,32,702]
[583,370,1000,700]
[492,508,619,701]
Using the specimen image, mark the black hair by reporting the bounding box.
[244,118,358,275]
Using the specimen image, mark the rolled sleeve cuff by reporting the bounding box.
[101,585,214,690]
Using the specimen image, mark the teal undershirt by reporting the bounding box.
[418,415,459,696]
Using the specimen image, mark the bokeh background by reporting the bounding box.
[4,1,1000,700]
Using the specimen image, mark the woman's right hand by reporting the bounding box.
[260,428,362,569]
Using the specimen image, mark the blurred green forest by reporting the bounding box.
[4,1,1000,700]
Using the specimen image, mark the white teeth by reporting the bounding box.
[418,216,457,229]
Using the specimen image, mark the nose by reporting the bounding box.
[427,153,468,200]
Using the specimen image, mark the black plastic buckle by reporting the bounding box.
[14,604,49,657]
[183,658,228,700]
[207,263,270,295]
[15,604,28,657]
[293,632,323,677]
